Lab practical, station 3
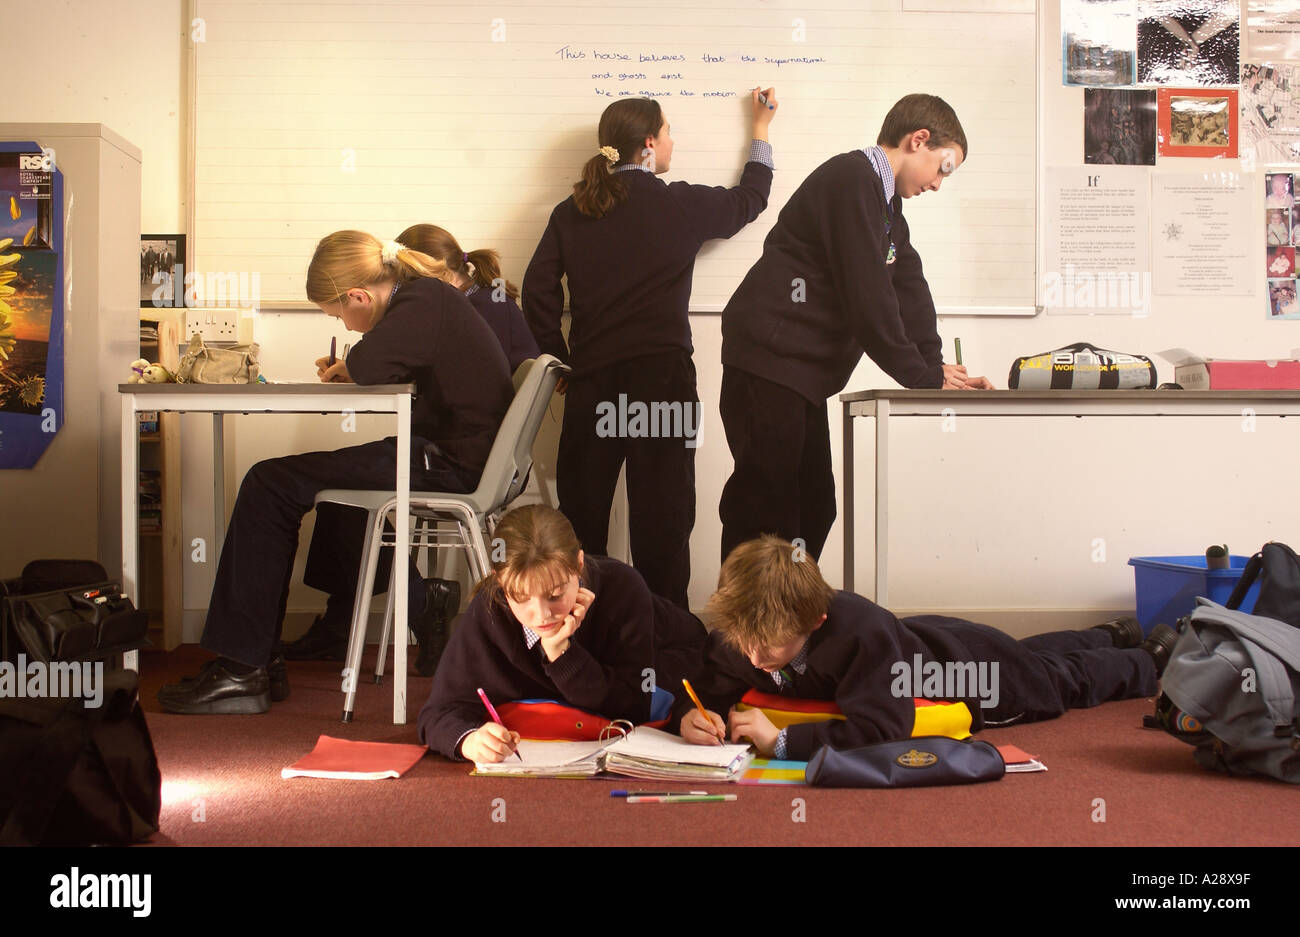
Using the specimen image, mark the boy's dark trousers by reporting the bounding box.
[557,351,697,609]
[906,615,1158,723]
[719,366,837,563]
[200,438,466,668]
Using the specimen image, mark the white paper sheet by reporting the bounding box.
[1152,171,1253,295]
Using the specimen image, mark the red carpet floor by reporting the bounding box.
[138,645,1300,847]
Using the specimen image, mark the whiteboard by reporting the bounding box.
[191,0,1037,313]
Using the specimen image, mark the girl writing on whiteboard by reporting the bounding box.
[418,503,708,762]
[398,224,539,373]
[522,90,778,610]
[158,231,514,713]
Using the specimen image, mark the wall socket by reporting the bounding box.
[185,308,238,343]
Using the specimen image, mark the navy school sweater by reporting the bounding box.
[721,150,945,403]
[418,554,709,760]
[522,162,773,376]
[464,284,539,373]
[679,590,986,762]
[343,276,513,485]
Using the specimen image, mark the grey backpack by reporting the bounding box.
[1157,598,1300,783]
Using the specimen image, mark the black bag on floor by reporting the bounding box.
[1,559,148,664]
[1226,542,1300,626]
[0,668,161,845]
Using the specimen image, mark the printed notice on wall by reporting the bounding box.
[1151,171,1252,295]
[1043,166,1150,315]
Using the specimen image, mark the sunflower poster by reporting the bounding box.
[0,144,62,469]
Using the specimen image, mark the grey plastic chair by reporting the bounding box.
[313,354,569,721]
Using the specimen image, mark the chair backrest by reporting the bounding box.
[471,354,568,509]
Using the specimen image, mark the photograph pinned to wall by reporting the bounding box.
[1267,278,1300,317]
[0,249,55,417]
[1291,204,1300,244]
[0,152,52,250]
[1157,87,1238,157]
[140,234,185,308]
[1063,0,1138,86]
[1244,0,1300,63]
[1240,63,1300,166]
[1266,170,1295,207]
[1085,89,1157,164]
[1267,207,1291,244]
[1267,244,1295,277]
[1137,0,1240,85]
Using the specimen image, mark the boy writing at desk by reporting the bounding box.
[718,93,993,564]
[678,537,1176,759]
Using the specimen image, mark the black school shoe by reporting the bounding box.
[172,653,289,702]
[1092,616,1144,649]
[410,578,460,677]
[1140,623,1179,677]
[157,659,270,714]
[283,614,348,661]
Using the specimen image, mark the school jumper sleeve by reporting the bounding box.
[540,561,658,722]
[889,209,944,370]
[521,215,569,363]
[670,160,773,244]
[820,166,942,390]
[345,291,439,385]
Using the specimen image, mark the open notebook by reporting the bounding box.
[473,725,753,781]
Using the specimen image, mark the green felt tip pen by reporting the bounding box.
[954,337,963,366]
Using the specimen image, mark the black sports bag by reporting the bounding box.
[1008,342,1157,390]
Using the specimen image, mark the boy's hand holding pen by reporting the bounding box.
[681,679,727,747]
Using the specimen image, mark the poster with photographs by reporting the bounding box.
[1241,64,1300,164]
[1245,0,1300,63]
[1137,0,1240,85]
[1085,89,1157,164]
[1157,88,1238,157]
[1264,171,1300,317]
[1064,0,1138,86]
[140,234,185,308]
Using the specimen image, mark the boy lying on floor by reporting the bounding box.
[678,536,1176,759]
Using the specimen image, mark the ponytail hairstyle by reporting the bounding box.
[397,224,519,302]
[572,97,665,219]
[305,230,455,311]
[472,504,583,609]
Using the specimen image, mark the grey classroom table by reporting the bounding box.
[839,388,1300,605]
[119,382,416,724]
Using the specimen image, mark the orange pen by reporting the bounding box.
[682,678,724,746]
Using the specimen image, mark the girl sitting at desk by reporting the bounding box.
[158,230,514,714]
[397,223,539,373]
[418,503,708,763]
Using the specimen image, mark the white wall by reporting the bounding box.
[16,1,1299,640]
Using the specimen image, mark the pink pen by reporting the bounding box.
[477,687,523,762]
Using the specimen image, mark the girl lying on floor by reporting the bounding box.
[417,504,708,762]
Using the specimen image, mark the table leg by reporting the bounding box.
[842,400,855,593]
[213,412,225,541]
[393,393,411,725]
[121,395,139,672]
[874,399,890,606]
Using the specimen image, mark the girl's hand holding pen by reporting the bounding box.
[315,356,353,383]
[751,87,778,139]
[461,722,521,764]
